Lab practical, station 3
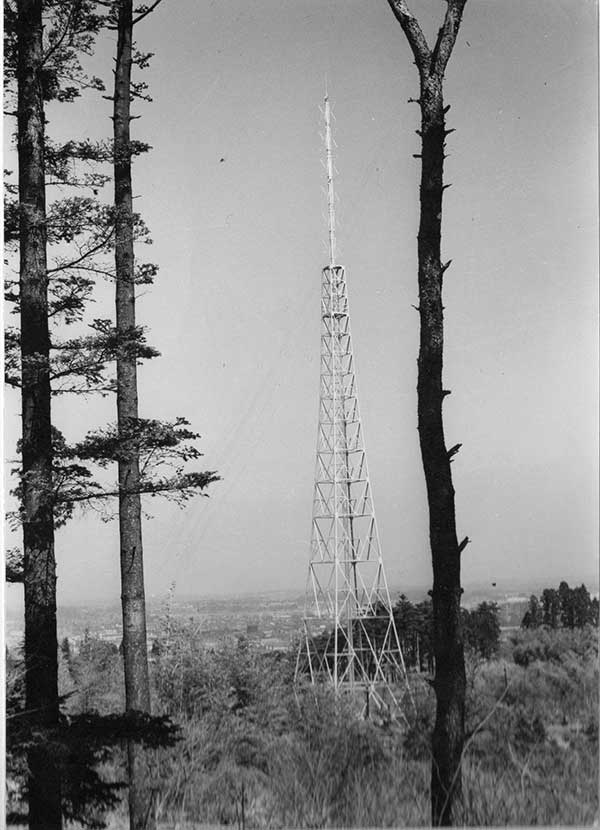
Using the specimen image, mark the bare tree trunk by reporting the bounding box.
[16,2,62,828]
[417,67,466,828]
[386,1,467,824]
[113,1,153,827]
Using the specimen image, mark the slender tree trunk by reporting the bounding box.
[113,1,153,827]
[417,68,466,828]
[16,2,62,828]
[386,1,467,824]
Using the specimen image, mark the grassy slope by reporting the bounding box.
[6,624,598,827]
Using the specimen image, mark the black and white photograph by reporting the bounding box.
[2,1,599,828]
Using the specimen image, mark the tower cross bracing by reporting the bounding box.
[295,97,412,719]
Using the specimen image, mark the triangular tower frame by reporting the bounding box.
[295,97,413,720]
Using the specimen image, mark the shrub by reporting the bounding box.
[18,617,596,827]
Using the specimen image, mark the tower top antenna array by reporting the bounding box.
[295,96,413,718]
[324,95,337,268]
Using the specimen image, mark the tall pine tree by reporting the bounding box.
[6,3,217,826]
[15,2,62,825]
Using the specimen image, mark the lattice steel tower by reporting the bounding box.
[295,97,412,718]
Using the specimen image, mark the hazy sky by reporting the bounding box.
[4,0,598,606]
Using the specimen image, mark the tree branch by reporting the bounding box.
[386,0,431,71]
[42,0,78,66]
[60,479,213,505]
[447,442,462,460]
[49,264,116,282]
[431,0,468,77]
[132,0,164,26]
[47,225,115,274]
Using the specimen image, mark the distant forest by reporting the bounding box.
[303,584,598,680]
[521,581,598,630]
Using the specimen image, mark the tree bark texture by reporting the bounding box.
[17,2,62,827]
[113,1,153,827]
[417,53,466,830]
[387,1,467,825]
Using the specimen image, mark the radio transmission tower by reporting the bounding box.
[295,97,412,718]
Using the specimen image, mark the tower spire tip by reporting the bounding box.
[323,92,337,267]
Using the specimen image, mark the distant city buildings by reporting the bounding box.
[4,587,594,655]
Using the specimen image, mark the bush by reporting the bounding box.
[510,625,597,668]
[146,621,598,827]
[149,626,430,827]
[16,617,595,827]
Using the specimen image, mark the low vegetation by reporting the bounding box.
[6,603,598,828]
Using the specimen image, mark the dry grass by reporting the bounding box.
[6,625,598,828]
[139,626,598,827]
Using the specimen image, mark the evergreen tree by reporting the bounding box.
[541,588,561,628]
[4,5,106,824]
[521,594,542,629]
[5,4,217,827]
[572,584,592,628]
[558,580,574,628]
[110,2,197,826]
[590,596,599,627]
[393,594,421,668]
[463,602,500,659]
[9,2,104,824]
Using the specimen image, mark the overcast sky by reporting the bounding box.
[4,0,598,607]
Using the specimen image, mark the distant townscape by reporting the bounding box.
[8,582,595,656]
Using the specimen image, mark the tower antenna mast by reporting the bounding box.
[295,95,413,719]
[324,95,337,268]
